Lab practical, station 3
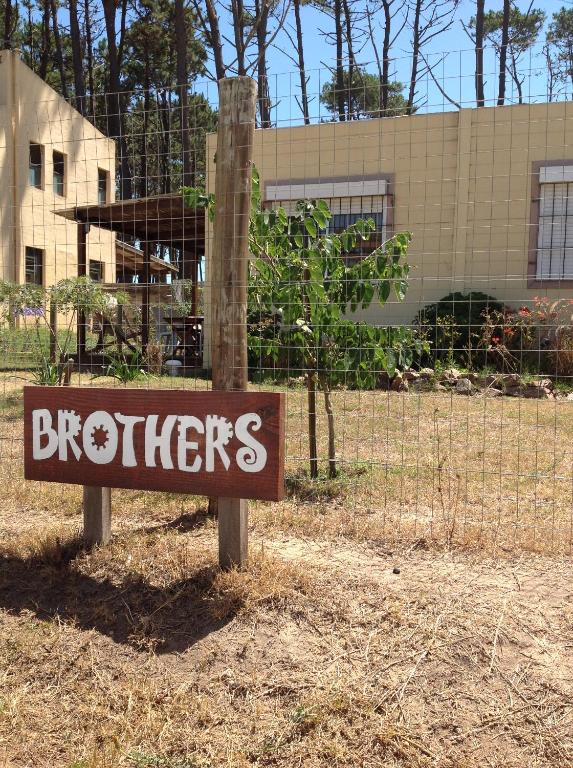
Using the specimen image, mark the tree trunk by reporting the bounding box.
[39,0,51,80]
[407,0,421,114]
[307,372,319,479]
[175,0,193,185]
[50,0,69,98]
[231,0,247,75]
[320,375,337,479]
[510,52,523,104]
[203,0,226,81]
[3,0,13,48]
[342,0,357,117]
[69,0,86,113]
[475,0,484,107]
[497,0,510,106]
[84,0,95,116]
[381,0,391,114]
[334,0,346,121]
[102,0,132,199]
[293,0,310,125]
[255,0,272,128]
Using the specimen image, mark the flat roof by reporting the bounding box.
[55,193,205,251]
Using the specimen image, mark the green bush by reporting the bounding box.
[415,291,503,367]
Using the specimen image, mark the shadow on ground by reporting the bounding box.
[0,537,237,653]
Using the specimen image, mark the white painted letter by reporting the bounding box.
[114,413,145,467]
[32,408,58,460]
[145,415,177,469]
[235,413,267,473]
[82,411,119,464]
[177,416,204,473]
[205,415,233,471]
[58,409,82,461]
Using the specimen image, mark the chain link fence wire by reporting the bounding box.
[0,48,572,555]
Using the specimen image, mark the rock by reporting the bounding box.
[484,388,503,397]
[467,372,487,387]
[392,567,401,575]
[455,377,475,395]
[522,383,553,399]
[566,393,573,401]
[485,374,503,389]
[534,378,554,391]
[378,371,391,389]
[403,368,420,382]
[419,367,435,379]
[410,379,434,392]
[441,367,461,381]
[391,373,409,392]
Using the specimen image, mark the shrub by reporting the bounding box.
[478,298,573,377]
[415,291,503,367]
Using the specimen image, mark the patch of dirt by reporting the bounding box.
[2,523,571,767]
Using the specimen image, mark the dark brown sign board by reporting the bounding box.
[24,387,285,501]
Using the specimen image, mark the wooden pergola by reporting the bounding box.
[56,193,205,358]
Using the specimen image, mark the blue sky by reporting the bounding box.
[198,0,564,124]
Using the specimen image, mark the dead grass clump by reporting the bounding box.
[211,550,313,619]
[285,465,369,502]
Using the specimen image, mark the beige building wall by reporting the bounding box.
[204,101,573,367]
[0,50,116,288]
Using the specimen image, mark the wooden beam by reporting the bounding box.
[142,240,151,355]
[211,77,257,570]
[83,486,111,547]
[77,222,89,360]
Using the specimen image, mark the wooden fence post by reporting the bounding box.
[49,297,57,364]
[211,76,257,570]
[83,486,111,547]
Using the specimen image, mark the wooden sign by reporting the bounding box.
[24,387,285,501]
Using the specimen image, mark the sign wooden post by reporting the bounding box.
[77,219,111,547]
[211,76,257,569]
[83,486,111,546]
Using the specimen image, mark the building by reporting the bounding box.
[0,49,116,289]
[204,100,573,365]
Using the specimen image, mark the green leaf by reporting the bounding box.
[304,218,317,238]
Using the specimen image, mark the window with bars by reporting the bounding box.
[265,179,390,258]
[537,167,573,280]
[265,194,388,259]
[98,169,109,205]
[29,143,42,189]
[25,247,43,286]
[53,151,65,196]
[89,260,104,282]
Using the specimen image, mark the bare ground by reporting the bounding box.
[0,379,572,766]
[0,519,571,767]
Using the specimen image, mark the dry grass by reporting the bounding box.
[0,376,572,766]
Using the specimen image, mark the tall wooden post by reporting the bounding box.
[211,77,257,570]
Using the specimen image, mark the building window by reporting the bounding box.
[326,198,386,257]
[29,143,42,189]
[98,169,108,205]
[536,165,573,280]
[265,179,390,260]
[53,151,65,196]
[25,247,43,285]
[89,260,104,282]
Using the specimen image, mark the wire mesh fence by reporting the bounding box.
[1,48,573,557]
